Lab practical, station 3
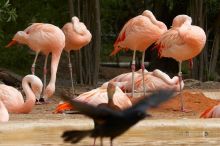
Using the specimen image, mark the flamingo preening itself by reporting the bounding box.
[111,10,167,98]
[62,16,92,94]
[156,15,206,111]
[6,23,65,102]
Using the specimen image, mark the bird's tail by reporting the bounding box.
[62,130,92,143]
[54,102,74,113]
[200,106,214,118]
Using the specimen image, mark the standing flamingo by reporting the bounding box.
[6,23,65,102]
[156,15,206,111]
[111,10,167,98]
[62,16,92,93]
[0,74,43,122]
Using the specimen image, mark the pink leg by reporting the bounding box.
[39,55,49,104]
[178,61,191,112]
[110,137,113,146]
[141,51,146,96]
[31,52,39,75]
[93,137,96,146]
[131,50,136,98]
[67,52,75,94]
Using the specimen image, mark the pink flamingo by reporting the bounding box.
[0,100,9,122]
[55,82,132,113]
[156,15,206,111]
[62,16,92,93]
[111,10,167,98]
[200,104,220,118]
[6,23,65,102]
[110,69,183,94]
[0,75,43,122]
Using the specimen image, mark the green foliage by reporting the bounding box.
[0,0,17,22]
[0,0,69,75]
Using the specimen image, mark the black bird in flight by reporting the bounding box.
[61,89,174,146]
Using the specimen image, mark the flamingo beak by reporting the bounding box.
[5,40,17,48]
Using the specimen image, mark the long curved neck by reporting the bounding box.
[49,52,61,88]
[145,14,167,31]
[0,100,9,122]
[174,16,192,37]
[18,76,36,113]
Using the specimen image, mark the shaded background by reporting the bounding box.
[0,0,219,86]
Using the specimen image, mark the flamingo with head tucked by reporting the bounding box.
[62,16,92,93]
[6,23,65,103]
[111,10,167,98]
[155,15,206,111]
[0,74,43,122]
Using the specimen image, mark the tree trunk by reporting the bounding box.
[188,0,206,81]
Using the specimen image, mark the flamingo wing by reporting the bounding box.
[155,28,186,61]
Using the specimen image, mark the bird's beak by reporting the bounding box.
[5,40,17,48]
[35,93,41,100]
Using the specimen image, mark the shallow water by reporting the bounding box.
[1,119,220,146]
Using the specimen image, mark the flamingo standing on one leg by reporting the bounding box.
[6,23,65,102]
[111,10,167,98]
[0,74,43,122]
[62,16,92,94]
[156,15,206,111]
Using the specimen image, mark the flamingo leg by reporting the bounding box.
[67,51,75,94]
[141,51,146,96]
[93,137,96,146]
[178,61,185,112]
[31,52,39,75]
[100,137,103,146]
[131,50,136,98]
[38,54,49,103]
[43,55,49,92]
[110,137,113,146]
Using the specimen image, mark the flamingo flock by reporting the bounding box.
[1,10,212,128]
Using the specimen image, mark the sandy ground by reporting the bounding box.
[9,87,220,121]
[7,66,220,121]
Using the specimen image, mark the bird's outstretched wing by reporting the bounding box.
[61,93,121,120]
[123,90,175,114]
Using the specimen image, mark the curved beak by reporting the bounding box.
[35,93,41,100]
[5,40,17,48]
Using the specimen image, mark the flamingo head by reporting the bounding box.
[28,75,43,100]
[172,15,192,28]
[142,10,153,18]
[43,83,55,100]
[107,82,116,100]
[6,31,28,47]
[71,16,79,23]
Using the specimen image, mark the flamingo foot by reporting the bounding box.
[38,98,51,104]
[180,107,192,113]
[35,99,42,105]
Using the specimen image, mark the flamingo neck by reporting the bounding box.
[50,53,61,86]
[19,76,36,113]
[0,100,9,122]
